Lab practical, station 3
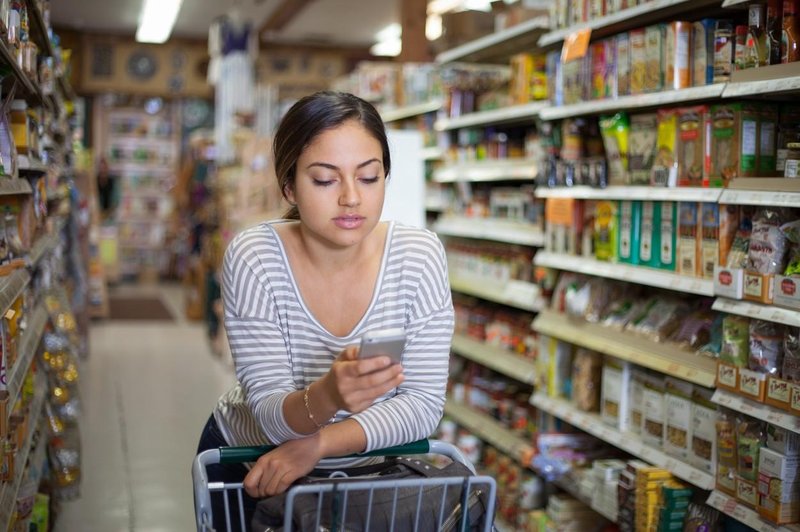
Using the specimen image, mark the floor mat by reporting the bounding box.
[108,296,176,321]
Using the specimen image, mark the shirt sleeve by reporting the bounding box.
[222,232,306,444]
[349,233,454,451]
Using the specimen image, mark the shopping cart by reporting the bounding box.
[193,438,497,532]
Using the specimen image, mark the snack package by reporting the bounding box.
[747,208,792,274]
[599,113,630,185]
[736,417,766,482]
[628,113,658,185]
[782,220,800,277]
[716,410,738,493]
[683,503,720,531]
[721,315,750,367]
[749,319,786,375]
[571,348,603,412]
[602,296,646,330]
[651,109,678,187]
[669,307,715,351]
[626,298,687,341]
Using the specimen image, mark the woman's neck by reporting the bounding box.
[296,222,385,274]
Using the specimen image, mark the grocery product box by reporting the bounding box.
[644,24,665,93]
[616,32,630,97]
[693,19,716,87]
[774,275,800,310]
[641,373,666,448]
[716,361,740,392]
[736,475,759,508]
[658,202,677,271]
[767,425,800,456]
[759,103,779,176]
[651,109,678,187]
[594,200,618,262]
[618,200,640,265]
[708,102,761,187]
[665,21,691,90]
[744,271,774,304]
[676,106,707,187]
[638,201,657,267]
[700,203,720,279]
[792,383,800,415]
[601,359,632,431]
[691,387,718,474]
[714,266,745,299]
[628,112,657,185]
[765,376,793,411]
[677,202,700,277]
[629,29,646,95]
[738,368,768,402]
[664,377,693,461]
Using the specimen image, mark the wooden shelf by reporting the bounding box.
[444,399,533,465]
[435,215,544,246]
[421,146,444,161]
[538,0,721,48]
[712,389,800,435]
[535,185,722,203]
[433,159,537,183]
[380,100,442,123]
[434,102,546,131]
[534,251,715,297]
[706,490,800,532]
[532,309,718,387]
[450,275,545,313]
[531,393,715,489]
[540,84,725,121]
[436,16,549,64]
[451,333,538,384]
[713,298,800,328]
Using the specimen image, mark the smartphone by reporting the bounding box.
[359,328,406,365]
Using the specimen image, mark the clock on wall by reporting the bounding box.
[127,50,159,81]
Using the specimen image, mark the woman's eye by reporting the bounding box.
[312,179,334,187]
[360,176,380,184]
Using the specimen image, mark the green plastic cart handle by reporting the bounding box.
[219,438,431,464]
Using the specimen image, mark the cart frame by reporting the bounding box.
[192,439,496,532]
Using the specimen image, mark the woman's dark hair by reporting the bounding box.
[273,90,391,220]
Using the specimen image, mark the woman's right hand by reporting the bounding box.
[319,346,404,414]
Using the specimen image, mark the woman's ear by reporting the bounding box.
[283,185,296,206]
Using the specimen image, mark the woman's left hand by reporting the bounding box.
[243,433,323,498]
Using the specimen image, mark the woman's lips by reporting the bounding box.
[333,215,365,229]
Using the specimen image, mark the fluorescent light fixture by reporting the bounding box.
[370,38,401,57]
[136,0,183,43]
[426,14,442,40]
[375,23,401,42]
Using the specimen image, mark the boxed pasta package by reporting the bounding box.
[664,377,694,461]
[690,387,718,474]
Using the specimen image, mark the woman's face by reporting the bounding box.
[287,119,386,248]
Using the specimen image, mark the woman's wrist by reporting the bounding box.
[305,379,337,429]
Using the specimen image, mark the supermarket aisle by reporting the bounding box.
[54,283,236,532]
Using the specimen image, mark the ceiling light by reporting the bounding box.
[136,0,183,43]
[370,38,401,57]
[375,23,401,42]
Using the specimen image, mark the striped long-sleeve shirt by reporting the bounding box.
[213,220,454,467]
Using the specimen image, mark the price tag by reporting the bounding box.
[4,308,15,320]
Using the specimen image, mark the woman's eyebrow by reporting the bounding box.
[306,158,380,171]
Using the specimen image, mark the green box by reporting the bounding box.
[657,201,677,271]
[639,200,658,267]
[618,200,641,264]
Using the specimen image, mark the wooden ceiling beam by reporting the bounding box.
[259,0,317,35]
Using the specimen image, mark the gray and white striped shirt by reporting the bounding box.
[213,220,454,466]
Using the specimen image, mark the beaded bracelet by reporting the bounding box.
[303,383,329,429]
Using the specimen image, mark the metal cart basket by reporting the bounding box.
[193,439,497,532]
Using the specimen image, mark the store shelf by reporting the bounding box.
[436,15,550,64]
[17,155,48,174]
[719,178,800,207]
[0,40,42,105]
[712,389,800,434]
[535,185,722,203]
[433,159,537,183]
[421,146,444,161]
[532,309,718,387]
[531,393,715,489]
[6,303,48,421]
[450,275,545,313]
[451,333,538,384]
[0,373,46,532]
[0,178,33,196]
[444,399,533,465]
[534,252,715,297]
[706,490,800,532]
[538,0,721,47]
[553,475,617,523]
[434,101,547,131]
[380,100,442,123]
[0,269,30,317]
[26,232,59,268]
[725,74,800,98]
[721,0,750,6]
[713,297,800,328]
[435,216,545,246]
[539,84,725,121]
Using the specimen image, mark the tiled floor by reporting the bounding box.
[53,283,236,532]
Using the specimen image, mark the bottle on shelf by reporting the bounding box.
[745,4,769,68]
[783,0,800,63]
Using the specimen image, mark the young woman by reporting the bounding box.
[197,90,454,528]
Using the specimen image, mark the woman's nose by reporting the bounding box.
[339,180,360,207]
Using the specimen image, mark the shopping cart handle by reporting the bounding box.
[219,439,431,464]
